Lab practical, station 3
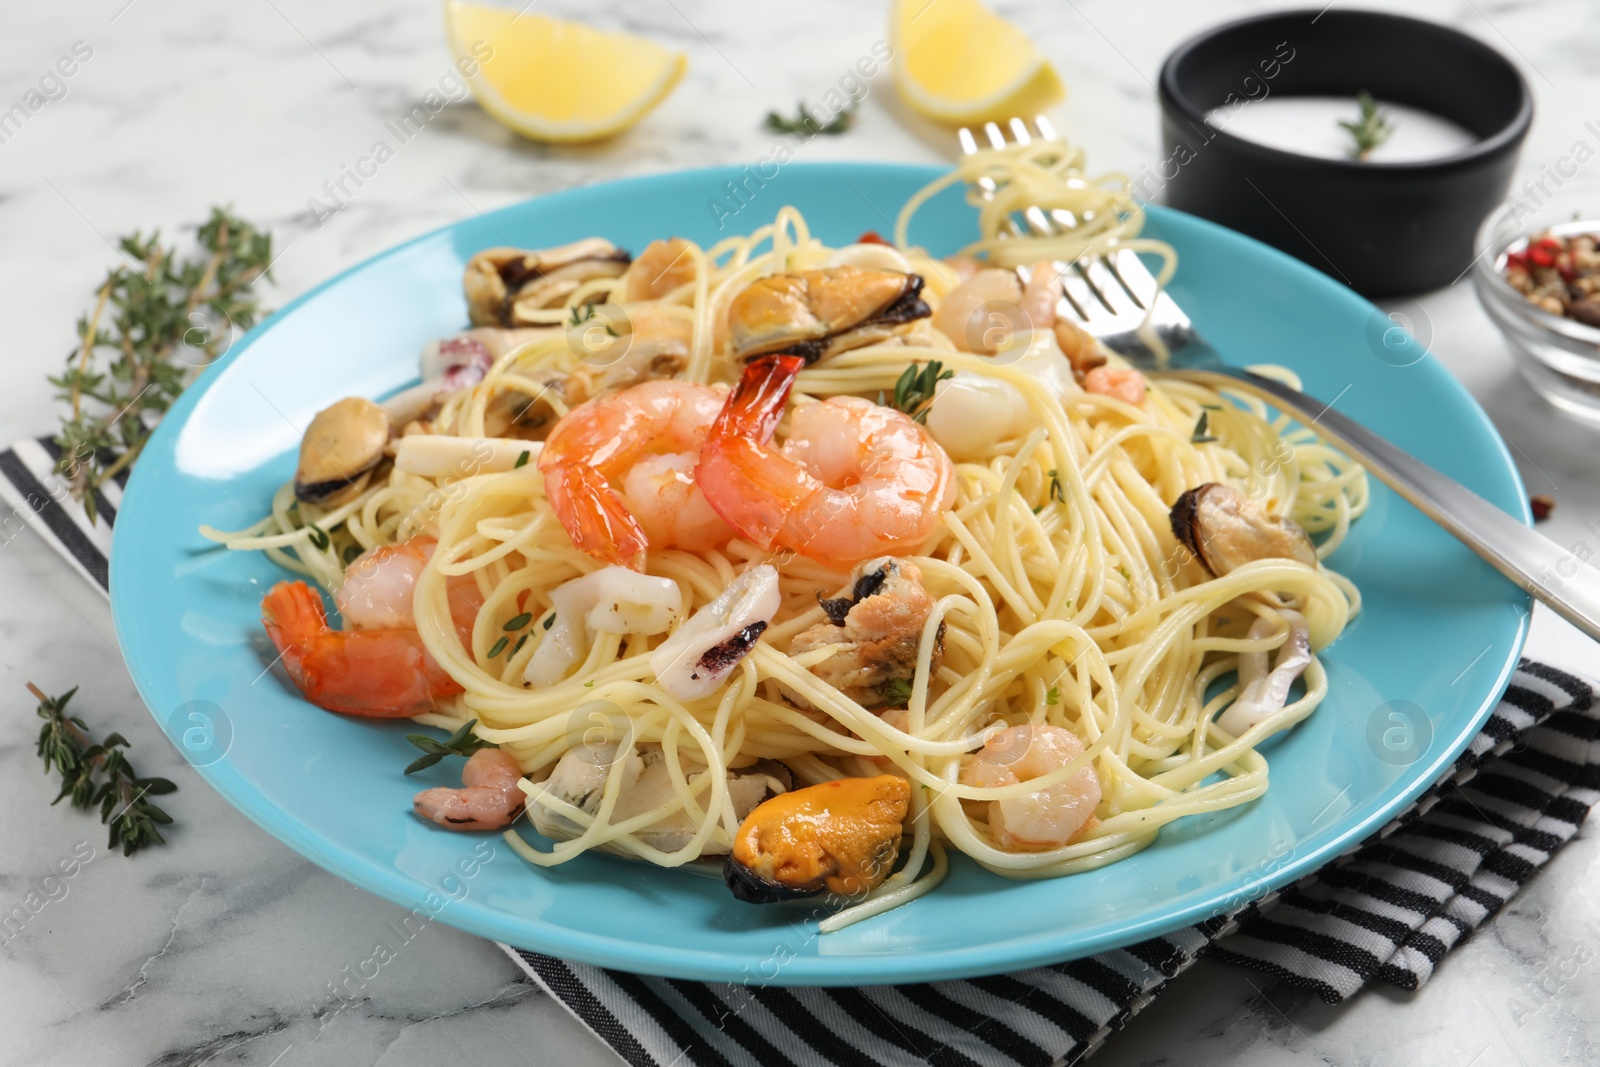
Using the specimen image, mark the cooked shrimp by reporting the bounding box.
[337,537,481,638]
[931,261,1061,355]
[959,724,1102,850]
[1019,260,1065,330]
[1083,365,1147,405]
[932,268,1022,354]
[624,237,697,301]
[262,581,462,718]
[538,379,735,568]
[941,254,986,284]
[413,748,525,831]
[261,537,481,718]
[789,557,943,707]
[696,355,956,569]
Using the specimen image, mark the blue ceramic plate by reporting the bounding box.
[111,164,1530,984]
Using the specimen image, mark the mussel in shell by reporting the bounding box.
[723,774,910,903]
[728,266,930,364]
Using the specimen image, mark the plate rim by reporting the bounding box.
[110,161,1531,984]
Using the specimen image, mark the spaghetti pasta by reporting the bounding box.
[204,142,1367,929]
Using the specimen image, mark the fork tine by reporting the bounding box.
[1059,264,1109,324]
[959,125,1026,237]
[1081,256,1145,318]
[1021,116,1079,228]
[1107,250,1158,308]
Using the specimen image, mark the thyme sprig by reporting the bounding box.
[50,208,272,522]
[764,99,858,137]
[29,683,176,856]
[884,360,953,424]
[404,719,498,775]
[1339,91,1394,161]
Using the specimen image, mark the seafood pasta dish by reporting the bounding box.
[205,138,1366,930]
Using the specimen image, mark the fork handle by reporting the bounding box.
[1164,367,1600,644]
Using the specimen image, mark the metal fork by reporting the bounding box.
[959,116,1600,644]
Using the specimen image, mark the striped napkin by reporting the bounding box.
[7,433,1597,1067]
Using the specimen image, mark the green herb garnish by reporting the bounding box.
[888,360,954,424]
[1339,91,1393,161]
[568,303,618,335]
[542,614,556,631]
[487,636,509,658]
[505,612,533,631]
[512,634,529,656]
[882,677,915,707]
[403,718,497,775]
[514,450,530,469]
[1046,685,1060,706]
[1191,411,1218,444]
[51,208,271,522]
[30,683,177,856]
[1047,469,1064,503]
[306,523,330,551]
[764,99,858,137]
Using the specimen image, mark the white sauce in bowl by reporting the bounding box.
[1205,96,1477,163]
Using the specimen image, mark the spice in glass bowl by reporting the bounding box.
[1502,230,1600,327]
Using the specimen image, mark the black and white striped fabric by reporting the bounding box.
[0,436,123,591]
[6,433,1597,1067]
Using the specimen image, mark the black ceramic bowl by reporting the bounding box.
[1157,9,1532,297]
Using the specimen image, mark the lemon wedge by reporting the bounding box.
[445,2,686,144]
[890,0,1064,125]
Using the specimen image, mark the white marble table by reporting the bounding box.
[2,0,1597,1063]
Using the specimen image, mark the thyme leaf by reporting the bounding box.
[568,303,618,335]
[764,99,858,137]
[403,718,497,775]
[29,683,177,856]
[888,360,954,424]
[881,677,915,707]
[1339,91,1394,161]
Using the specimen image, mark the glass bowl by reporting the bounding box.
[1475,181,1600,425]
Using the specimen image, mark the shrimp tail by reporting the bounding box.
[543,462,650,569]
[261,580,459,719]
[261,580,334,698]
[723,354,806,438]
[697,354,807,549]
